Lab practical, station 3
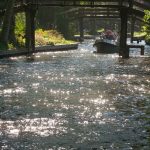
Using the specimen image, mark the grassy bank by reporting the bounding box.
[0,29,75,51]
[134,32,147,37]
[35,29,75,46]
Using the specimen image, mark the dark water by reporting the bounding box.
[0,40,150,150]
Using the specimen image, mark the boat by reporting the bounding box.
[93,39,119,53]
[93,30,119,53]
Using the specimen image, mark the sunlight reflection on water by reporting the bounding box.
[0,40,150,149]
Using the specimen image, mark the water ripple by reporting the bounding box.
[0,40,150,149]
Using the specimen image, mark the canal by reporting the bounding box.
[0,40,150,149]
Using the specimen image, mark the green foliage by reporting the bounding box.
[15,13,25,35]
[0,42,15,50]
[97,28,105,33]
[35,29,75,46]
[14,11,74,47]
[143,10,150,30]
[145,34,150,43]
[15,13,26,46]
[142,10,150,42]
[134,32,147,37]
[8,43,15,50]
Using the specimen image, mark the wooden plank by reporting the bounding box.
[29,0,128,7]
[81,15,120,18]
[79,12,119,16]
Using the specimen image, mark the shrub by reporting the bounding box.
[142,10,150,43]
[15,13,25,47]
[35,29,74,46]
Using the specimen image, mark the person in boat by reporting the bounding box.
[101,30,118,41]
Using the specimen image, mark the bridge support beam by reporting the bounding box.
[90,18,96,35]
[119,7,129,58]
[79,17,84,42]
[25,7,36,53]
[130,16,135,43]
[0,0,15,46]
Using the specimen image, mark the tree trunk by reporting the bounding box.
[0,0,15,46]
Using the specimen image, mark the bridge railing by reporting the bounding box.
[24,0,130,7]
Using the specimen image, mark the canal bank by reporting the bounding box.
[0,40,150,149]
[0,44,78,59]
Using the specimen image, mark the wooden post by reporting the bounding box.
[130,16,135,43]
[119,7,129,58]
[30,9,36,52]
[25,9,31,53]
[91,18,96,35]
[79,17,84,42]
[25,7,36,53]
[0,0,15,46]
[141,47,144,55]
[129,0,134,43]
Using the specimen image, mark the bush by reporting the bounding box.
[142,10,150,43]
[35,29,74,46]
[14,12,75,47]
[145,35,150,44]
[15,13,25,47]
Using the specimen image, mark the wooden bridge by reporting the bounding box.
[0,0,150,58]
[61,7,145,41]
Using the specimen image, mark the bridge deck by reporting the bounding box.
[0,0,149,20]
